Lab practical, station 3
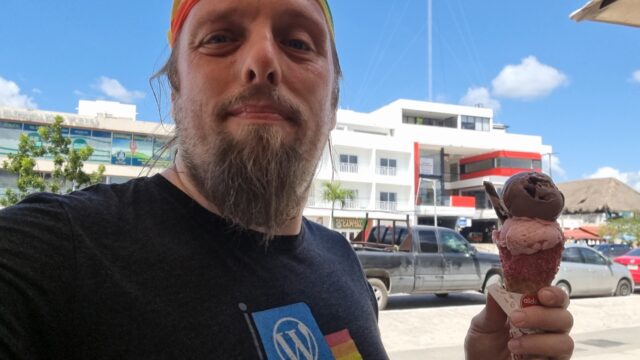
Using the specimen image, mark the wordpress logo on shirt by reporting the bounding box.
[273,317,319,359]
[252,303,333,360]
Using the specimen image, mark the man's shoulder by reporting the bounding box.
[303,218,346,241]
[302,218,357,255]
[0,176,160,222]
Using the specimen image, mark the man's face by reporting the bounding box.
[172,0,337,237]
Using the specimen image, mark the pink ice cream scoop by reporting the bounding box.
[494,217,564,255]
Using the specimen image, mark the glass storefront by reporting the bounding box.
[0,120,172,168]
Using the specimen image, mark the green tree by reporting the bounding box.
[1,116,105,206]
[599,214,640,246]
[321,181,355,229]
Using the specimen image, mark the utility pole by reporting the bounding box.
[428,0,433,101]
[542,152,557,178]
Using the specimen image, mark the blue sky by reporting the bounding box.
[1,0,639,189]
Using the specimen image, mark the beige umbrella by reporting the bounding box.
[571,0,640,27]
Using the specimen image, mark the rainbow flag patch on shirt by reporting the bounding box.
[325,329,363,360]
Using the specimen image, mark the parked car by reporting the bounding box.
[353,224,502,310]
[553,244,634,297]
[613,248,640,285]
[593,243,632,259]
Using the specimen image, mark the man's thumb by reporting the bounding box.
[472,294,509,333]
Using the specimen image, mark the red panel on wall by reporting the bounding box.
[451,196,476,208]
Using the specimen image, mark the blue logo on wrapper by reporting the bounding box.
[252,302,333,360]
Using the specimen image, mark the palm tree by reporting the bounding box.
[322,181,355,229]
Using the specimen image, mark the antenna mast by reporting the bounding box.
[428,0,433,101]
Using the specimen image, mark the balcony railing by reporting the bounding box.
[339,163,358,173]
[376,166,397,176]
[376,201,398,211]
[307,198,367,210]
[342,199,364,209]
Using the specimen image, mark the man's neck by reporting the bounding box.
[160,157,304,236]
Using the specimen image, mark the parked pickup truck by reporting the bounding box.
[352,222,503,310]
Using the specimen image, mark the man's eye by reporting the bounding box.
[204,34,231,44]
[285,39,311,51]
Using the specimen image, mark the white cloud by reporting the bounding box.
[630,70,640,84]
[95,76,145,103]
[492,56,568,100]
[0,76,37,109]
[541,154,567,180]
[587,166,640,192]
[459,87,501,112]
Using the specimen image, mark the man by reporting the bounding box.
[0,0,573,358]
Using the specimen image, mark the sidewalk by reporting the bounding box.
[379,293,640,359]
[385,326,640,359]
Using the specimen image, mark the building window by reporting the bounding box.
[378,158,397,176]
[403,115,457,128]
[461,116,490,131]
[460,158,494,175]
[339,154,358,173]
[378,192,397,211]
[496,158,541,170]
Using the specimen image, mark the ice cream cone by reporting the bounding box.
[497,243,563,295]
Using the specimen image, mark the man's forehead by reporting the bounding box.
[169,0,335,47]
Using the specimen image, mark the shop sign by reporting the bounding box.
[334,217,365,229]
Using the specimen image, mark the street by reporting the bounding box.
[379,290,640,359]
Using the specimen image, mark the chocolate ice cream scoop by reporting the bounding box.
[502,172,564,221]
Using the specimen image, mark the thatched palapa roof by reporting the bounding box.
[558,177,640,214]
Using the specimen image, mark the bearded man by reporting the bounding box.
[0,0,573,359]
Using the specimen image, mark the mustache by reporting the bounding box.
[215,85,303,127]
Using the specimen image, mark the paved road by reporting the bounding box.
[379,290,640,359]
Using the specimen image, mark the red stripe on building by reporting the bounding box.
[413,142,420,200]
[460,168,542,180]
[459,150,541,165]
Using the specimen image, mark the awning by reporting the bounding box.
[570,0,640,27]
[564,228,602,240]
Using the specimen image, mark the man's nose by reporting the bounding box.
[242,34,281,86]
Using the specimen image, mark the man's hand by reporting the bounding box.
[465,286,574,360]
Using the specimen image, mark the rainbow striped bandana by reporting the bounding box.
[168,0,334,47]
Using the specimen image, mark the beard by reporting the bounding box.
[174,89,321,241]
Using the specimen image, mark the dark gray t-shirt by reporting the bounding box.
[0,175,386,359]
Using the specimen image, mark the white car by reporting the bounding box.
[553,244,634,297]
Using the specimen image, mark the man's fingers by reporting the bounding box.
[508,333,574,359]
[537,286,570,309]
[510,306,574,333]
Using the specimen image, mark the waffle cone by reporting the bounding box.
[498,243,563,295]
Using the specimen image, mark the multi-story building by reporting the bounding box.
[0,101,174,188]
[0,99,553,243]
[306,99,551,241]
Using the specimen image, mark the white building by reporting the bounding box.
[306,99,552,241]
[1,99,553,243]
